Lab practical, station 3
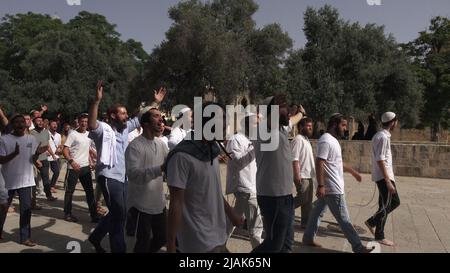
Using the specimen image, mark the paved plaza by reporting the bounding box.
[1,164,450,253]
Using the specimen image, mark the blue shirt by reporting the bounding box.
[89,117,140,183]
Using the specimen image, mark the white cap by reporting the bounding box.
[381,112,396,123]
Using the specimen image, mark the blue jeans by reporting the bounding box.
[89,176,127,253]
[303,194,365,253]
[251,195,294,253]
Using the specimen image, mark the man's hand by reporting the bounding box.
[294,176,302,187]
[230,212,245,228]
[71,161,81,172]
[153,87,167,104]
[218,154,229,164]
[35,160,43,168]
[316,186,325,199]
[386,180,396,194]
[95,80,104,102]
[352,172,362,183]
[298,104,306,116]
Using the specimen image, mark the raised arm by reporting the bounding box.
[88,80,103,130]
[0,106,8,130]
[289,105,306,127]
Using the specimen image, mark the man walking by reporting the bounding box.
[365,112,400,247]
[63,113,100,223]
[47,120,61,193]
[88,80,166,253]
[0,115,48,246]
[302,114,374,253]
[225,111,263,248]
[291,117,316,229]
[30,116,57,201]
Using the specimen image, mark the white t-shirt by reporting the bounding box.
[316,133,345,195]
[48,131,61,161]
[291,134,316,179]
[0,134,38,190]
[371,130,395,182]
[126,136,168,215]
[253,126,294,196]
[226,133,257,195]
[64,130,93,169]
[167,152,227,253]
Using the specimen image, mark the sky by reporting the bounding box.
[1,0,450,52]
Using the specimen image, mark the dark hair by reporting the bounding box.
[382,117,397,128]
[300,117,313,127]
[267,94,288,116]
[11,114,25,123]
[107,103,126,119]
[77,113,89,120]
[140,108,159,125]
[297,117,313,131]
[327,114,346,130]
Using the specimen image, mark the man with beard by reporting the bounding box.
[0,115,48,246]
[87,80,166,253]
[125,108,168,253]
[291,117,316,229]
[302,114,374,253]
[30,116,57,201]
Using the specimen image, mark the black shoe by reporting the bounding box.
[64,214,78,223]
[47,196,58,202]
[88,235,106,253]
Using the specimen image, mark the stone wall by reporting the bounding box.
[310,141,450,179]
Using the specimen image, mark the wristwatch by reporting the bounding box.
[68,159,74,164]
[318,185,325,188]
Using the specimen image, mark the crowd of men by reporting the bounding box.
[0,80,400,253]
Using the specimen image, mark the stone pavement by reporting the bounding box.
[1,165,450,253]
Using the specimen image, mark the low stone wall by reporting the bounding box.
[310,141,450,179]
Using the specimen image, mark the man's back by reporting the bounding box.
[254,127,293,197]
[167,152,227,253]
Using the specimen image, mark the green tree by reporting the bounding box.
[0,11,148,117]
[404,16,450,141]
[287,5,423,126]
[141,0,292,107]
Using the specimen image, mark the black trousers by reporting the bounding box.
[38,160,52,197]
[49,160,60,188]
[366,180,401,240]
[132,207,167,253]
[64,167,96,217]
[0,186,33,243]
